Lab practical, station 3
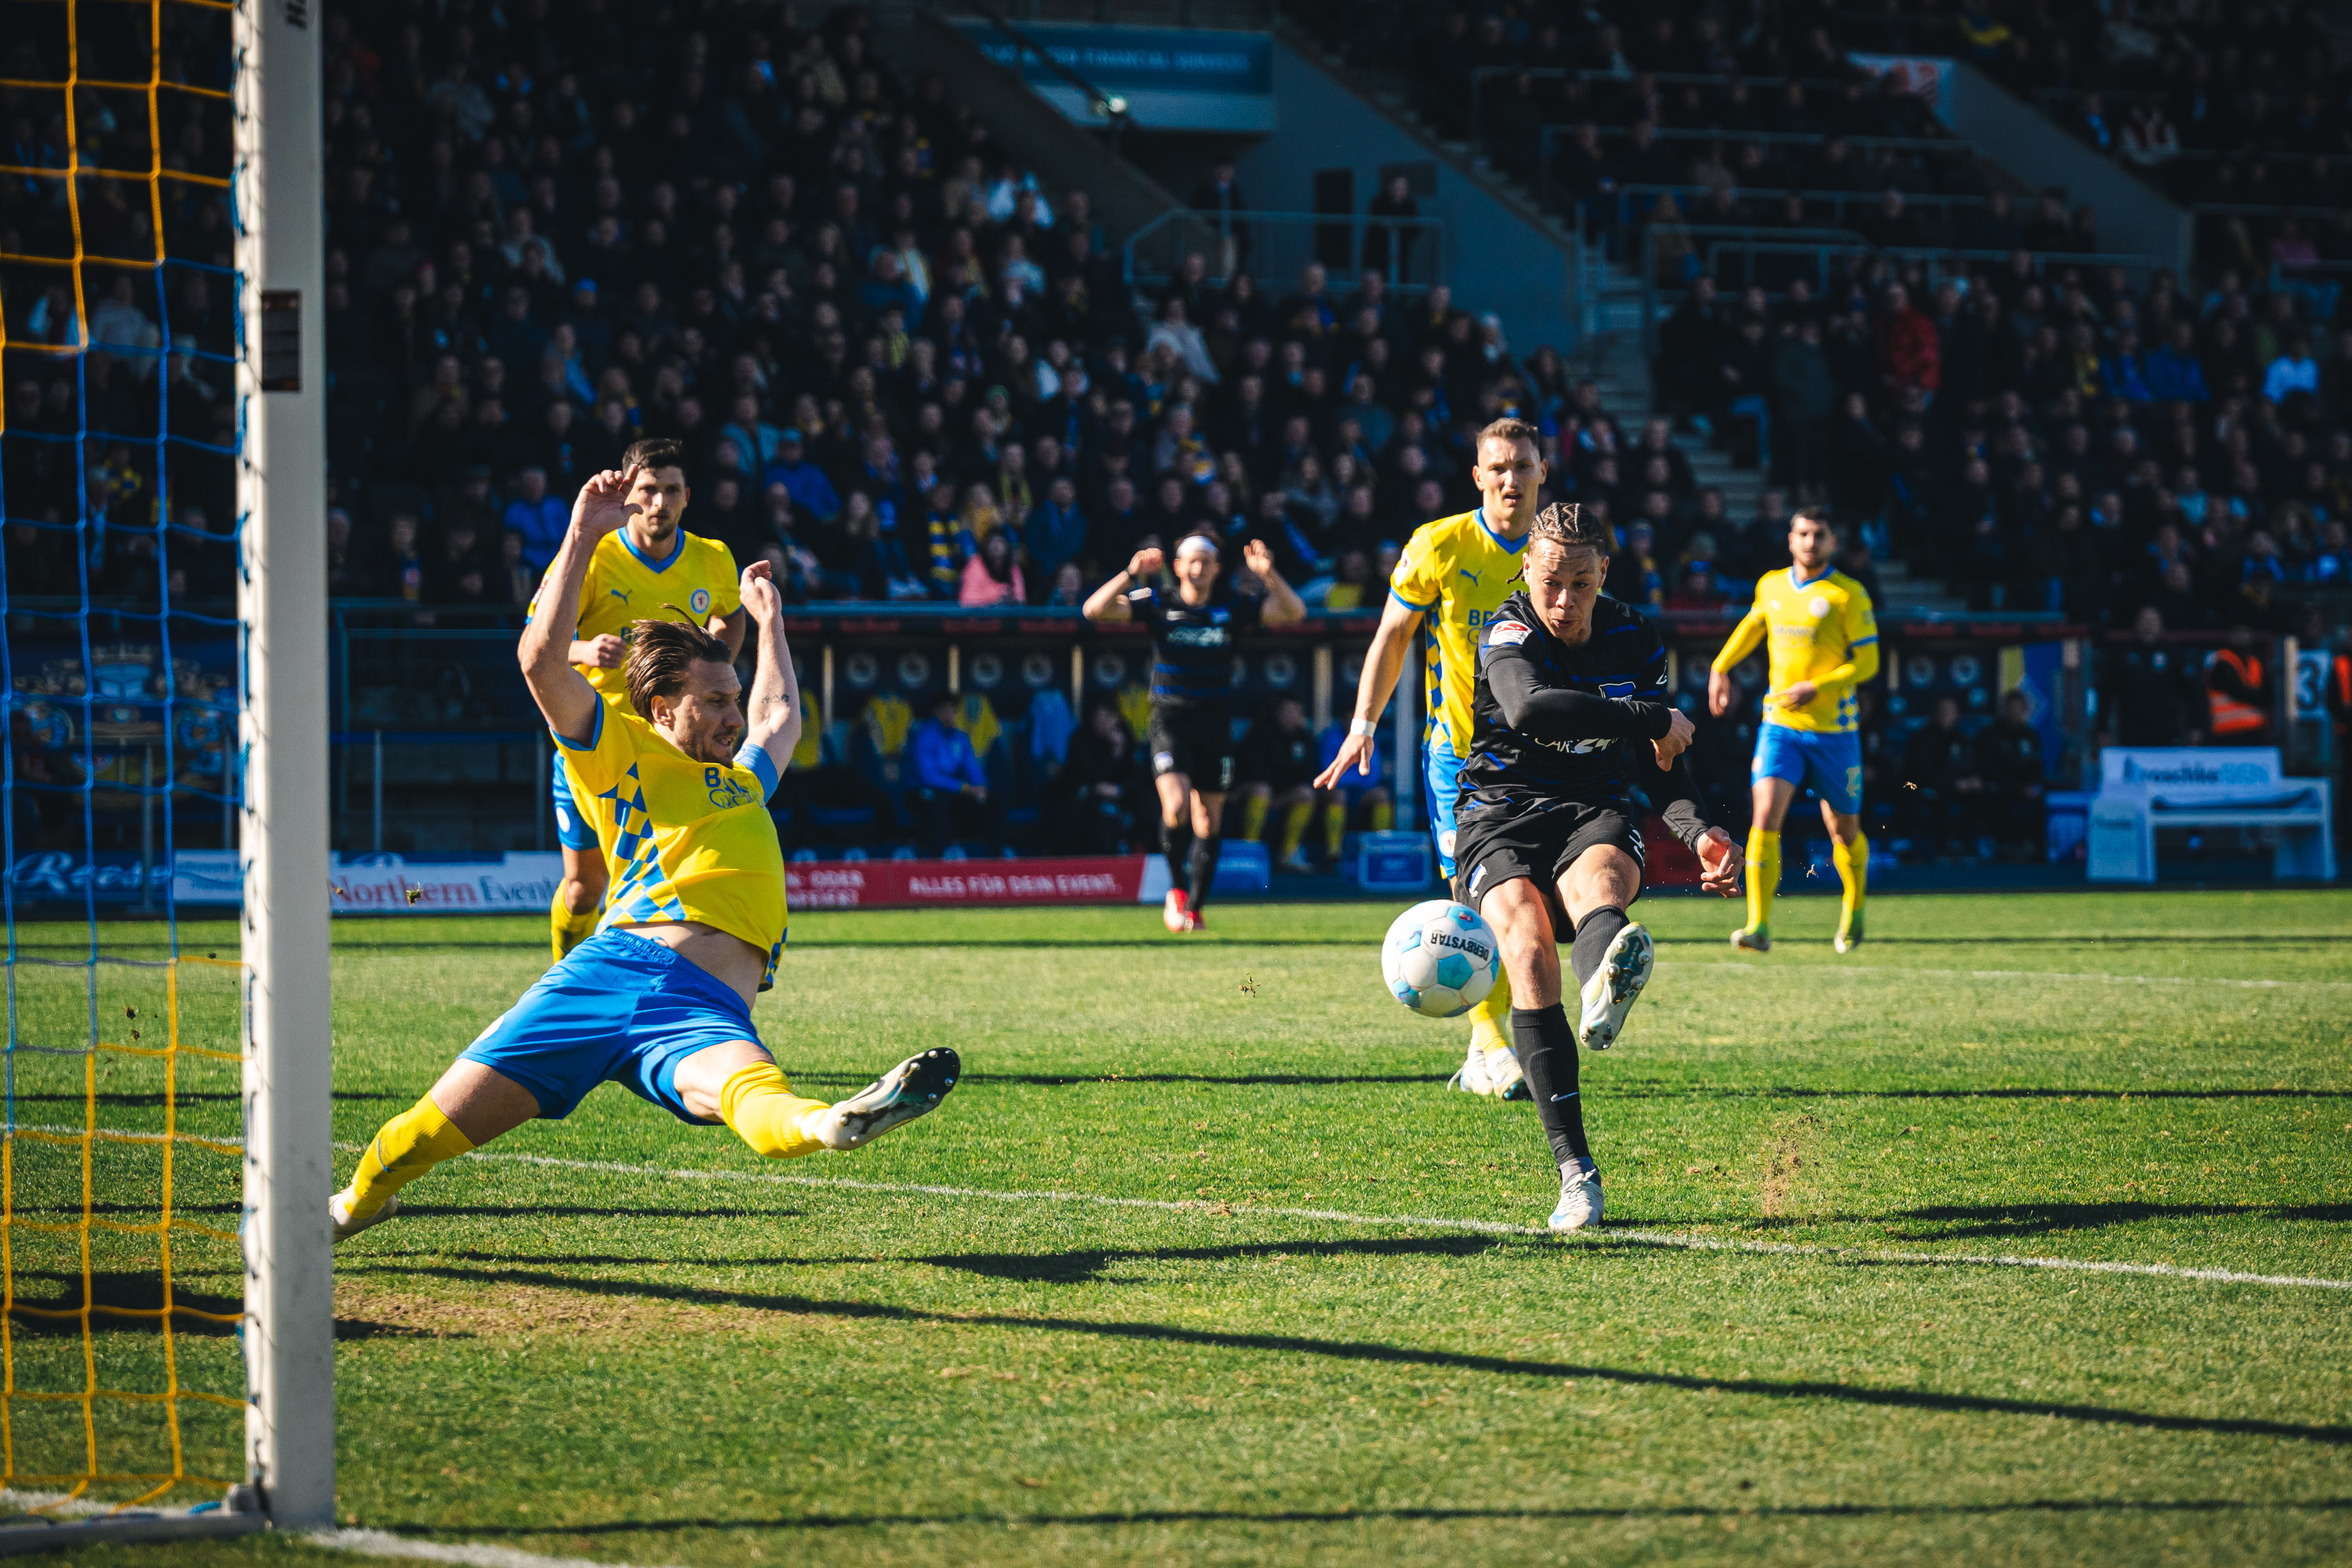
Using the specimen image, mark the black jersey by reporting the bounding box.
[1459,590,1712,845]
[1125,583,1259,706]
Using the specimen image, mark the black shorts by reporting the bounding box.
[1148,702,1235,793]
[1452,789,1646,930]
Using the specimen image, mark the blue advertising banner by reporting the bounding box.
[953,22,1275,132]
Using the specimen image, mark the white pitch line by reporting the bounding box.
[305,1527,680,1568]
[461,1149,2352,1293]
[1656,960,2352,991]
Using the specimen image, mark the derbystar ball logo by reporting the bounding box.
[1487,620,1532,647]
[1426,930,1492,963]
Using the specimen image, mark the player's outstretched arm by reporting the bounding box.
[1081,549,1162,622]
[1708,603,1769,716]
[1314,590,1421,787]
[739,560,803,776]
[1244,539,1307,626]
[520,465,640,743]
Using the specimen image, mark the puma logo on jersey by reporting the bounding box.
[1459,567,1481,583]
[609,588,632,603]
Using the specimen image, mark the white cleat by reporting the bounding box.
[329,1191,399,1243]
[1483,1044,1528,1100]
[801,1048,961,1151]
[1163,890,1192,933]
[1730,926,1772,953]
[1445,1039,1492,1096]
[1576,922,1653,1051]
[1549,1166,1605,1232]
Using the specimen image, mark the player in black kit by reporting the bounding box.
[1084,532,1305,930]
[1454,503,1743,1231]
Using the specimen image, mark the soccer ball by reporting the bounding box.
[1380,900,1502,1019]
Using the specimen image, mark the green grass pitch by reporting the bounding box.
[12,887,2352,1566]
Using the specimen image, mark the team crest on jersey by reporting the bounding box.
[689,587,713,617]
[1486,620,1532,647]
[1808,595,1832,618]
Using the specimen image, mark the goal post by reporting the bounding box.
[234,0,335,1530]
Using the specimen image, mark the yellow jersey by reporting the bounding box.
[1388,509,1531,757]
[529,528,743,706]
[1710,567,1880,733]
[554,703,789,988]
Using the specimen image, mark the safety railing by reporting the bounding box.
[1123,207,1447,296]
[1636,231,2167,353]
[1462,63,1865,139]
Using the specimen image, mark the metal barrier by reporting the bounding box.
[1463,64,1862,140]
[1123,207,1447,296]
[1636,232,2167,353]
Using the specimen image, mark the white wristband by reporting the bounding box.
[1349,718,1378,738]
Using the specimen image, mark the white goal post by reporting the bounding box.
[235,0,336,1531]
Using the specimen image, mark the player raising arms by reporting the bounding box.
[1316,417,1545,1100]
[1084,533,1304,931]
[329,466,958,1241]
[1706,507,1879,954]
[1454,504,1742,1231]
[535,437,746,962]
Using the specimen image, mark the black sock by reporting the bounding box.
[1162,817,1194,895]
[1569,905,1630,989]
[1188,833,1222,911]
[1511,1004,1592,1169]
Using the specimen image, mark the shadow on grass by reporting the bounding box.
[373,1206,806,1223]
[366,1261,2352,1446]
[389,1495,2352,1538]
[4,1271,241,1336]
[1880,1201,2352,1239]
[948,1077,2352,1099]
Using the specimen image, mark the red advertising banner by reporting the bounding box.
[786,856,1151,910]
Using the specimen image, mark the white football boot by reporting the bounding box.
[802,1048,961,1151]
[1445,1039,1493,1096]
[1482,1044,1528,1100]
[1549,1165,1605,1232]
[329,1191,399,1243]
[1576,922,1654,1051]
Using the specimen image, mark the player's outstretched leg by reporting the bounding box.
[1569,907,1652,1052]
[1734,824,1778,952]
[332,1093,488,1241]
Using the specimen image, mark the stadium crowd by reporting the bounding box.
[3,0,2345,867]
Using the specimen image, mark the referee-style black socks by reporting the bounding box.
[1163,818,1195,892]
[1569,905,1629,989]
[1188,834,1222,911]
[1510,1003,1592,1166]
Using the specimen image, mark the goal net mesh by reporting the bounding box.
[0,0,249,1513]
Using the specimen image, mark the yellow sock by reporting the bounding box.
[1468,963,1514,1053]
[1323,803,1346,861]
[718,1061,829,1160]
[1833,831,1868,933]
[550,887,599,962]
[1277,800,1312,861]
[1745,827,1779,934]
[1239,793,1269,841]
[1368,800,1394,831]
[343,1095,476,1219]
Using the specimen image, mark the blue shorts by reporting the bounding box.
[457,928,756,1124]
[1425,738,1466,878]
[550,751,600,851]
[1752,724,1863,816]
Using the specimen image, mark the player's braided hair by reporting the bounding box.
[1527,501,1611,559]
[625,618,734,723]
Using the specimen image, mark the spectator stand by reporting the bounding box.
[1124,208,1446,303]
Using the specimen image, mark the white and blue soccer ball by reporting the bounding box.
[1380,900,1502,1019]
